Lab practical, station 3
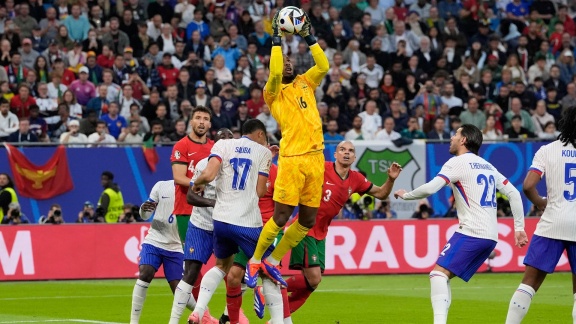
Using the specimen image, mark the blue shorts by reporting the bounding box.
[184,222,214,264]
[523,234,576,274]
[437,232,497,282]
[139,243,184,282]
[212,220,274,260]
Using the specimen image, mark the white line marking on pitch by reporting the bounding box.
[0,320,123,324]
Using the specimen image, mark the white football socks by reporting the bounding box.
[572,293,576,324]
[130,279,149,324]
[505,283,535,324]
[430,271,451,324]
[263,278,284,324]
[168,281,194,324]
[195,267,226,319]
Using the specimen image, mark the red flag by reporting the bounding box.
[142,136,159,172]
[4,144,74,199]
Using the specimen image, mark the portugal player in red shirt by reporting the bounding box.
[171,106,214,242]
[285,141,402,313]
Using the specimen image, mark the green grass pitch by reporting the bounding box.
[0,273,573,323]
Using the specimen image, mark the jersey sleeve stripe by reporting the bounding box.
[454,181,470,207]
[360,183,374,195]
[209,154,222,162]
[503,179,509,185]
[147,198,157,203]
[171,161,188,165]
[528,167,543,176]
[258,172,269,177]
[437,174,450,183]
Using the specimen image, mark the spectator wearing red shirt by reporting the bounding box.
[10,84,37,118]
[52,59,76,86]
[246,87,264,118]
[156,53,178,90]
[5,53,28,91]
[392,0,408,21]
[96,45,115,69]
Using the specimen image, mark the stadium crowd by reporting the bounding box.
[1,0,576,223]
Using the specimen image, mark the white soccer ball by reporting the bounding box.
[277,6,306,35]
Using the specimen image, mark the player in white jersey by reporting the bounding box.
[168,128,233,324]
[130,180,194,323]
[506,108,576,323]
[394,124,528,324]
[188,119,285,324]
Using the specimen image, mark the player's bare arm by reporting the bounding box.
[172,164,191,187]
[191,157,221,193]
[523,171,547,211]
[256,174,269,198]
[186,188,215,208]
[368,162,402,200]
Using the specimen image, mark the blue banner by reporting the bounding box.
[426,142,548,216]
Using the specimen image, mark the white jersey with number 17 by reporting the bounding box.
[437,153,510,241]
[529,140,576,242]
[209,136,272,228]
[143,180,183,253]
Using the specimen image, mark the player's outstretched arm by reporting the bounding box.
[186,187,216,207]
[498,175,528,247]
[192,157,222,191]
[264,10,284,98]
[368,162,402,199]
[394,177,446,200]
[298,12,329,87]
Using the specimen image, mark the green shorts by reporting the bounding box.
[176,215,189,243]
[289,236,325,272]
[233,230,284,269]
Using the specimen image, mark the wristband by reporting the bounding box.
[304,35,317,46]
[189,181,194,187]
[272,36,282,46]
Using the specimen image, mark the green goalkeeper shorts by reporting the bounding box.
[289,236,326,272]
[233,230,284,269]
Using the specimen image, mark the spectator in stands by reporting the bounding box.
[168,119,186,142]
[358,99,381,140]
[482,114,504,141]
[511,82,537,112]
[152,103,173,135]
[20,38,39,71]
[8,118,38,144]
[505,115,536,139]
[86,84,110,117]
[324,120,344,142]
[143,119,169,144]
[88,120,117,147]
[0,98,18,141]
[10,84,36,119]
[412,203,431,219]
[427,117,450,140]
[532,100,555,137]
[440,83,463,109]
[59,119,88,147]
[68,67,96,107]
[28,105,47,142]
[256,104,278,143]
[231,101,251,131]
[561,82,576,111]
[118,120,144,144]
[401,116,426,139]
[459,98,487,130]
[412,79,442,121]
[374,198,397,219]
[505,97,535,132]
[375,117,401,141]
[101,102,127,140]
[538,121,561,140]
[345,115,364,141]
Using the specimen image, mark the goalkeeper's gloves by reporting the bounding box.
[272,10,282,46]
[298,12,316,46]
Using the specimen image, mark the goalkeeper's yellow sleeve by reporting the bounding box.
[304,43,329,87]
[264,46,283,96]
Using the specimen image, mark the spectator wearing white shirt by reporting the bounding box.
[282,34,300,56]
[248,0,269,23]
[342,40,367,74]
[365,0,386,25]
[359,55,384,89]
[376,117,401,141]
[0,98,19,140]
[256,104,278,142]
[118,120,144,145]
[59,119,88,147]
[35,82,59,117]
[47,72,68,100]
[118,83,142,119]
[88,120,117,147]
[102,70,122,103]
[440,83,463,109]
[147,15,163,40]
[345,116,365,140]
[358,100,382,140]
[174,0,195,28]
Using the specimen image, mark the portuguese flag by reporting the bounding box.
[142,136,158,172]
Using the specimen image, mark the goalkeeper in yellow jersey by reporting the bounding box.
[245,10,329,288]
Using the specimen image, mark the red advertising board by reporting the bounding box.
[0,219,569,281]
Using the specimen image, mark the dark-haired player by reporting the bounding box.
[275,141,401,315]
[506,107,576,323]
[395,124,528,324]
[189,119,283,324]
[247,8,330,288]
[168,128,233,324]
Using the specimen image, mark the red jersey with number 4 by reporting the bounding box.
[171,136,214,215]
[306,162,373,240]
[259,163,278,224]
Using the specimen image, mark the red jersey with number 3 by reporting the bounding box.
[171,136,214,215]
[306,162,373,240]
[259,163,278,224]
